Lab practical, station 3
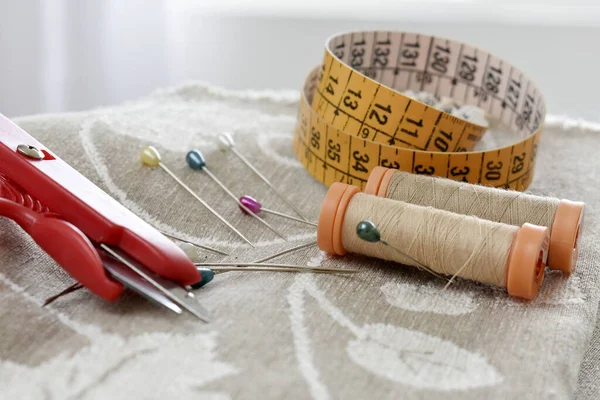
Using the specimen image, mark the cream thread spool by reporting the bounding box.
[318,182,550,300]
[365,167,584,274]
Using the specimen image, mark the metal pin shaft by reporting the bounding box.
[208,266,356,274]
[380,240,449,282]
[201,166,288,241]
[159,230,229,256]
[195,262,358,274]
[231,147,310,221]
[261,207,318,227]
[252,241,317,263]
[158,163,255,247]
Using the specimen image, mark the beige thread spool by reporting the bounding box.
[318,182,550,300]
[365,167,584,274]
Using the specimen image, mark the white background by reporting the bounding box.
[1,0,599,120]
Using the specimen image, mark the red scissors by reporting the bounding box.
[0,113,210,321]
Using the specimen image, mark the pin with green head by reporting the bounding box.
[356,220,448,281]
[356,220,382,243]
[190,268,216,289]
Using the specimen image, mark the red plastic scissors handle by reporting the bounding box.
[0,197,123,300]
[0,113,200,293]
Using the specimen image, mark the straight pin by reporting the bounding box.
[252,241,318,263]
[206,266,354,274]
[191,263,356,289]
[141,146,255,247]
[356,220,449,281]
[186,150,288,241]
[239,195,318,227]
[195,262,358,273]
[218,133,310,222]
[158,230,229,256]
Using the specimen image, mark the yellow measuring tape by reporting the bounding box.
[293,31,545,191]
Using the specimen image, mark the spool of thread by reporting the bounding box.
[365,167,584,274]
[318,182,550,300]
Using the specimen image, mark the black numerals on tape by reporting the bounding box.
[415,165,435,175]
[401,117,423,138]
[326,76,339,96]
[485,161,503,181]
[381,159,400,169]
[433,130,453,152]
[485,66,502,94]
[505,78,521,110]
[450,166,470,182]
[369,103,392,126]
[401,40,420,68]
[344,89,362,110]
[459,54,478,82]
[373,39,391,67]
[431,44,451,74]
[351,38,367,69]
[311,127,320,150]
[512,153,526,174]
[352,151,370,173]
[327,140,341,163]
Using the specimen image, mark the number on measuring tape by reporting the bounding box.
[294,31,545,191]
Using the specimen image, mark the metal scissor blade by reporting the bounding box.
[99,244,211,322]
[100,252,182,315]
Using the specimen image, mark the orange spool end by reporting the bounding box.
[317,182,361,255]
[505,223,550,300]
[364,166,396,198]
[364,166,388,196]
[548,200,584,274]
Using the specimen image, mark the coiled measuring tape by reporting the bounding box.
[293,31,545,190]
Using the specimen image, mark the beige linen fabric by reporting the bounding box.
[0,83,599,399]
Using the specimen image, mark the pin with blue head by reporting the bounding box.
[142,145,255,247]
[185,149,289,240]
[186,150,206,170]
[190,268,215,289]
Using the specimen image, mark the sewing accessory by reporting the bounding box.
[252,241,318,263]
[195,262,357,273]
[218,132,310,221]
[141,145,254,247]
[158,230,229,256]
[192,264,356,289]
[192,262,358,288]
[186,149,288,240]
[356,220,448,281]
[0,114,211,321]
[365,166,584,273]
[293,31,545,192]
[319,182,551,300]
[239,195,318,227]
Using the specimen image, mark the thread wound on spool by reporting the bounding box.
[367,168,583,273]
[341,192,518,288]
